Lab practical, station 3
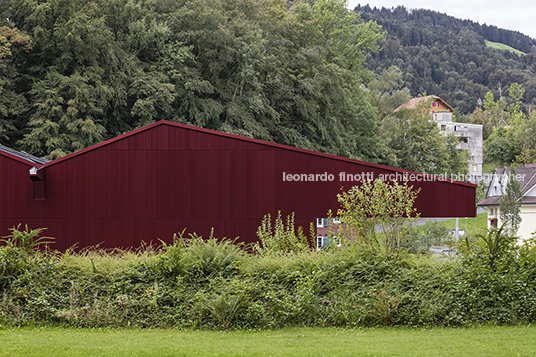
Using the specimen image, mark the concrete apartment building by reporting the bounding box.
[396,95,483,180]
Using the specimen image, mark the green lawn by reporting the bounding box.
[417,212,488,237]
[439,212,488,235]
[1,326,535,356]
[485,40,525,55]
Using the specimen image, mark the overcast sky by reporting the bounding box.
[347,1,536,40]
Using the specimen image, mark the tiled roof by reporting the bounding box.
[478,164,536,206]
[521,196,536,204]
[478,196,501,206]
[394,95,454,112]
[0,144,49,165]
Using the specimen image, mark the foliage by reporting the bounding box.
[403,220,452,254]
[0,0,385,163]
[364,283,408,326]
[254,211,312,256]
[479,84,535,167]
[3,223,536,329]
[156,228,246,283]
[204,291,245,330]
[499,167,523,235]
[367,65,411,121]
[0,26,32,140]
[459,224,518,272]
[358,5,536,115]
[0,224,53,293]
[337,179,420,255]
[1,224,54,253]
[382,99,468,175]
[312,0,384,78]
[447,225,536,324]
[475,179,488,206]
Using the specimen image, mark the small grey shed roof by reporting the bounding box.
[0,144,49,165]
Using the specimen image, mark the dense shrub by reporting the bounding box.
[2,225,536,329]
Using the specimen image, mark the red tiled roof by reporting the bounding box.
[394,95,454,112]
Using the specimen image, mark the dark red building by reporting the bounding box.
[0,121,476,250]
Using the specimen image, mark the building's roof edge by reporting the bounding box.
[395,95,454,113]
[0,144,49,167]
[40,120,476,188]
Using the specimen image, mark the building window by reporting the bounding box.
[317,236,340,250]
[316,218,329,227]
[317,236,328,250]
[432,102,439,107]
[317,218,340,227]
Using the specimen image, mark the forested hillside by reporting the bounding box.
[2,0,534,175]
[0,0,385,161]
[357,5,536,115]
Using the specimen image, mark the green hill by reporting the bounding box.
[356,5,536,114]
[485,40,526,55]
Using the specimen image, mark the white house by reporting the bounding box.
[478,164,536,240]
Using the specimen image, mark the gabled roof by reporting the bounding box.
[0,144,49,166]
[394,95,454,113]
[36,120,475,188]
[478,164,536,206]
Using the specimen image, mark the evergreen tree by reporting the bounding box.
[0,26,32,144]
[499,167,522,235]
[1,0,386,161]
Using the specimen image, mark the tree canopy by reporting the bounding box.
[0,0,386,162]
[357,5,536,115]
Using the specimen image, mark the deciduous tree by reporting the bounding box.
[337,178,420,255]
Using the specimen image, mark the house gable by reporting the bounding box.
[479,164,536,240]
[523,183,536,198]
[394,95,454,113]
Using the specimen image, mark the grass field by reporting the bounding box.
[1,325,535,356]
[417,212,488,237]
[485,40,525,55]
[439,211,487,235]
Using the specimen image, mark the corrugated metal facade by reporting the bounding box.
[1,121,476,250]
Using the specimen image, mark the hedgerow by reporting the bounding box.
[1,225,536,329]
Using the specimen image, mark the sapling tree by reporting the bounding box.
[499,167,522,236]
[337,178,420,255]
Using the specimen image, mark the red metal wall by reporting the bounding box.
[1,121,476,250]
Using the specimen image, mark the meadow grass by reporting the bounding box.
[0,325,535,356]
[485,40,525,55]
[432,212,487,235]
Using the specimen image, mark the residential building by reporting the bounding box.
[395,95,483,180]
[478,164,536,240]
